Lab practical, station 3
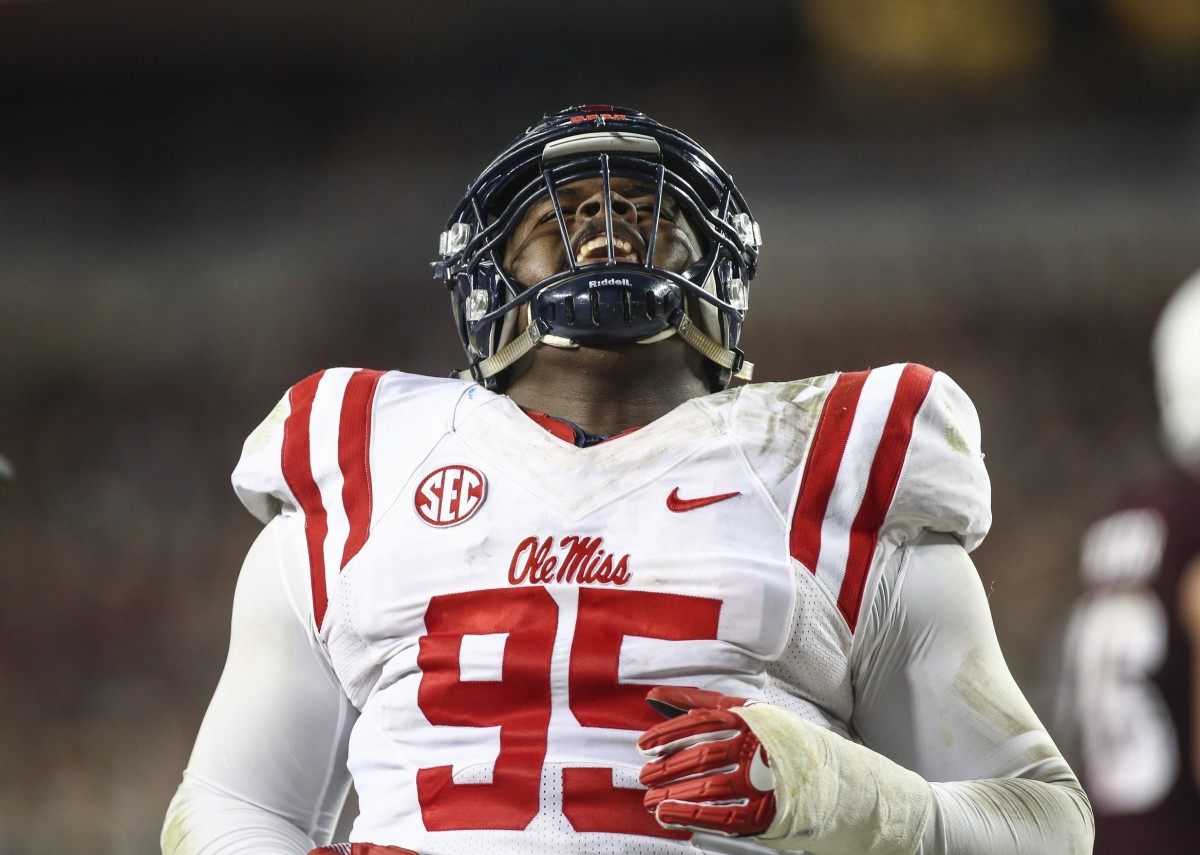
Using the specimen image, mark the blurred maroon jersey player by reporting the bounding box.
[1058,268,1200,854]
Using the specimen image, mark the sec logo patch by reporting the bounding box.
[415,465,487,527]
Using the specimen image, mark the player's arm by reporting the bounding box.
[639,532,1093,854]
[162,514,357,855]
[847,531,1092,854]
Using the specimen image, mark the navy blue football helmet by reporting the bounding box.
[434,105,761,390]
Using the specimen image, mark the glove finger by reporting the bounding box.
[640,737,743,788]
[643,767,749,809]
[653,796,776,837]
[637,709,742,755]
[646,685,748,718]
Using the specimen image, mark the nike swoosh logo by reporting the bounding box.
[748,745,775,792]
[666,487,741,512]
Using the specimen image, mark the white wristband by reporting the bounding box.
[734,704,932,855]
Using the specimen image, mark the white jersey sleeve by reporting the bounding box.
[854,369,1090,853]
[161,514,357,854]
[877,368,991,551]
[853,532,1093,854]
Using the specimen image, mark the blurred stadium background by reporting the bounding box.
[1,0,1198,851]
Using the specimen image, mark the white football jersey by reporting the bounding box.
[231,363,990,854]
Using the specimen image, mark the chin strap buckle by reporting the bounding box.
[456,320,548,384]
[673,312,754,382]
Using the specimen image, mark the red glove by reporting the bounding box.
[308,845,419,855]
[637,686,777,837]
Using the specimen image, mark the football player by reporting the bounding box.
[1056,268,1200,853]
[162,106,1093,854]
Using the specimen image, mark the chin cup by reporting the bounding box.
[534,269,684,347]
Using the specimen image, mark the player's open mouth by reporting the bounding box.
[575,234,641,265]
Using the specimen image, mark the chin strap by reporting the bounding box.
[456,309,753,385]
[455,320,552,383]
[673,311,754,382]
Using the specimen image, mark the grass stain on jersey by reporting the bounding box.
[952,643,1063,771]
[758,379,826,476]
[953,643,1031,741]
[244,397,288,455]
[161,808,190,855]
[943,423,970,454]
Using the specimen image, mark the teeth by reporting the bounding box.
[576,235,635,264]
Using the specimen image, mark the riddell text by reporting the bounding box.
[508,535,631,586]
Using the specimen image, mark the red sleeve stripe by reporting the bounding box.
[281,371,331,629]
[339,369,385,570]
[789,370,869,572]
[280,368,385,632]
[837,364,935,630]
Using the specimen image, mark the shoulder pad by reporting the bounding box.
[233,368,478,520]
[788,364,991,629]
[886,367,991,549]
[231,368,475,628]
[234,368,380,524]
